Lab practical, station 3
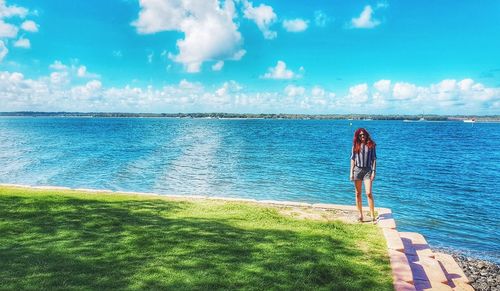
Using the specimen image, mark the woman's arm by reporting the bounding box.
[350,146,355,180]
[371,159,376,181]
[350,159,355,180]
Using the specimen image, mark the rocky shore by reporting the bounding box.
[453,254,499,291]
[436,249,499,291]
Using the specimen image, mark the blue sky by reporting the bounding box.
[1,0,499,114]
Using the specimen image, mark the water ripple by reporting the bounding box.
[0,117,498,263]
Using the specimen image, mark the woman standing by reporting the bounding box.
[349,128,377,223]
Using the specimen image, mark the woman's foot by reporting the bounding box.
[357,216,364,223]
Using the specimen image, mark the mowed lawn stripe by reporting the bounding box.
[0,186,392,290]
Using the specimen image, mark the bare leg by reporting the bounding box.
[354,180,363,221]
[363,178,375,221]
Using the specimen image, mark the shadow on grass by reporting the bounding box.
[0,195,392,290]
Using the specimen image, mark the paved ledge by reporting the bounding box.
[378,218,397,229]
[394,280,417,291]
[0,183,381,213]
[389,249,414,283]
[376,204,473,291]
[1,184,32,189]
[259,200,312,207]
[208,196,258,203]
[400,232,435,259]
[32,185,71,190]
[74,188,113,193]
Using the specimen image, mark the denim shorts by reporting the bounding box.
[353,167,372,181]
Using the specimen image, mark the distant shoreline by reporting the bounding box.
[1,111,499,121]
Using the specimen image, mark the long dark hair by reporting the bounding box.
[352,128,375,153]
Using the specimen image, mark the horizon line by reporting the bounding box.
[1,111,498,118]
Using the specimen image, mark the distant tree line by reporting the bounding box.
[0,111,498,121]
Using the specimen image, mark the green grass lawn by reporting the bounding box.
[0,186,392,290]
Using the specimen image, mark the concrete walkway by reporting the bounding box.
[377,208,473,291]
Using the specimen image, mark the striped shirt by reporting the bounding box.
[351,144,376,169]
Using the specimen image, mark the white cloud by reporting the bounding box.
[132,0,243,73]
[8,71,23,82]
[77,65,88,77]
[458,78,474,91]
[86,80,102,91]
[314,10,329,27]
[284,84,305,97]
[371,80,391,109]
[0,1,36,61]
[13,37,29,48]
[49,61,100,79]
[21,20,38,32]
[350,5,380,29]
[393,82,418,100]
[0,19,17,37]
[282,18,308,32]
[50,71,69,85]
[212,60,224,71]
[431,79,457,101]
[436,79,456,92]
[178,79,203,91]
[261,60,302,80]
[311,86,325,97]
[373,79,391,93]
[242,0,277,39]
[71,80,102,101]
[367,78,500,113]
[147,52,153,64]
[346,83,369,103]
[300,96,327,109]
[1,66,498,114]
[296,86,332,109]
[0,40,7,61]
[430,79,496,103]
[0,1,28,18]
[49,60,68,71]
[231,49,246,60]
[371,92,388,109]
[132,0,184,33]
[214,80,242,105]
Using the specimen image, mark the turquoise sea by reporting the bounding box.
[0,117,498,263]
